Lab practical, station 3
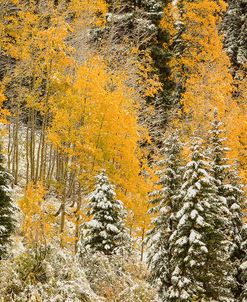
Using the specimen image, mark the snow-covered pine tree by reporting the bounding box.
[167,136,234,301]
[147,131,183,298]
[228,167,246,256]
[81,170,129,255]
[222,0,247,68]
[226,165,247,298]
[208,109,230,195]
[240,221,247,301]
[0,153,14,259]
[208,110,244,297]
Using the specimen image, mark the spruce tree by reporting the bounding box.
[167,136,234,301]
[222,0,247,67]
[240,222,247,301]
[0,154,14,259]
[208,110,233,247]
[208,110,230,196]
[81,170,128,255]
[208,110,245,297]
[226,166,247,299]
[227,165,246,255]
[147,132,183,299]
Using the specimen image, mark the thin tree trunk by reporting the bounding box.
[59,155,69,247]
[47,147,56,185]
[35,129,42,183]
[12,106,20,185]
[140,226,145,262]
[39,113,48,181]
[60,189,66,247]
[7,124,13,172]
[74,183,82,253]
[25,123,30,185]
[30,109,36,181]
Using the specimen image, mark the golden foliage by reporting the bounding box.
[1,0,152,236]
[69,0,107,26]
[19,182,55,246]
[48,56,152,228]
[0,86,9,123]
[134,49,163,98]
[161,0,247,181]
[179,0,232,120]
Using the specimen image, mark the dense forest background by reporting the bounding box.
[0,0,246,301]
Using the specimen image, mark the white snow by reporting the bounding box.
[176,236,188,246]
[106,224,119,233]
[190,209,198,219]
[88,220,101,229]
[189,229,201,243]
[187,187,197,198]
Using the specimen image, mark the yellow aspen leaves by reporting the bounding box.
[0,87,9,123]
[135,50,163,98]
[19,182,56,246]
[161,0,247,182]
[69,0,107,26]
[47,56,152,230]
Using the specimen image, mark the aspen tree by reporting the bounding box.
[18,182,55,247]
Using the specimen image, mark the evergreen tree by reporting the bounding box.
[81,170,129,255]
[228,167,246,256]
[208,110,245,297]
[222,0,247,68]
[240,222,247,301]
[167,136,234,301]
[147,132,183,298]
[0,153,14,259]
[226,165,247,298]
[208,110,230,196]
